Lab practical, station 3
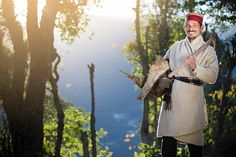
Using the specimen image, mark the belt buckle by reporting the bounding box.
[189,78,194,85]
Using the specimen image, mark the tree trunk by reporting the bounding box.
[158,0,170,55]
[1,0,28,156]
[0,31,4,96]
[0,31,13,157]
[135,0,149,75]
[88,63,97,157]
[81,131,90,157]
[135,0,150,144]
[1,0,90,156]
[49,55,64,157]
[214,34,236,157]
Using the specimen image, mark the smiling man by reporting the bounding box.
[156,13,219,157]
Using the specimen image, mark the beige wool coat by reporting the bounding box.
[156,35,219,146]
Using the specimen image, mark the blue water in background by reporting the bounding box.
[55,16,142,157]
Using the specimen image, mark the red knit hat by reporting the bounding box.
[186,12,204,26]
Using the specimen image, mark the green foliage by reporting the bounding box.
[169,17,186,45]
[148,97,162,134]
[0,104,12,156]
[56,1,90,44]
[204,84,236,156]
[43,94,112,157]
[199,0,236,22]
[176,145,189,157]
[133,141,190,157]
[183,0,197,12]
[122,40,140,65]
[134,142,161,157]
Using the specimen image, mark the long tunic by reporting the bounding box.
[156,35,219,146]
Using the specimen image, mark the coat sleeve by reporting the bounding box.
[192,47,219,84]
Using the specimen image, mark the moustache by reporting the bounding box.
[187,30,196,33]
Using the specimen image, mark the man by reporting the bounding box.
[156,12,219,157]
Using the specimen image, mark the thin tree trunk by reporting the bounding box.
[213,34,235,157]
[215,64,234,156]
[214,66,227,157]
[158,0,169,55]
[80,131,90,157]
[135,0,148,75]
[88,63,97,157]
[134,0,150,144]
[153,99,158,136]
[49,54,64,157]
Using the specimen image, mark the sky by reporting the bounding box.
[13,0,156,23]
[87,0,136,18]
[13,0,138,21]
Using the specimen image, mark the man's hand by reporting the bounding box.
[185,55,196,70]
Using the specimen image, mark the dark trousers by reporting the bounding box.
[161,136,202,157]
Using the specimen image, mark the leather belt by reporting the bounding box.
[174,76,204,86]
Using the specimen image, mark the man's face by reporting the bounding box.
[184,20,203,41]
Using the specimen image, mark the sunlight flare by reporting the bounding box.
[14,0,46,25]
